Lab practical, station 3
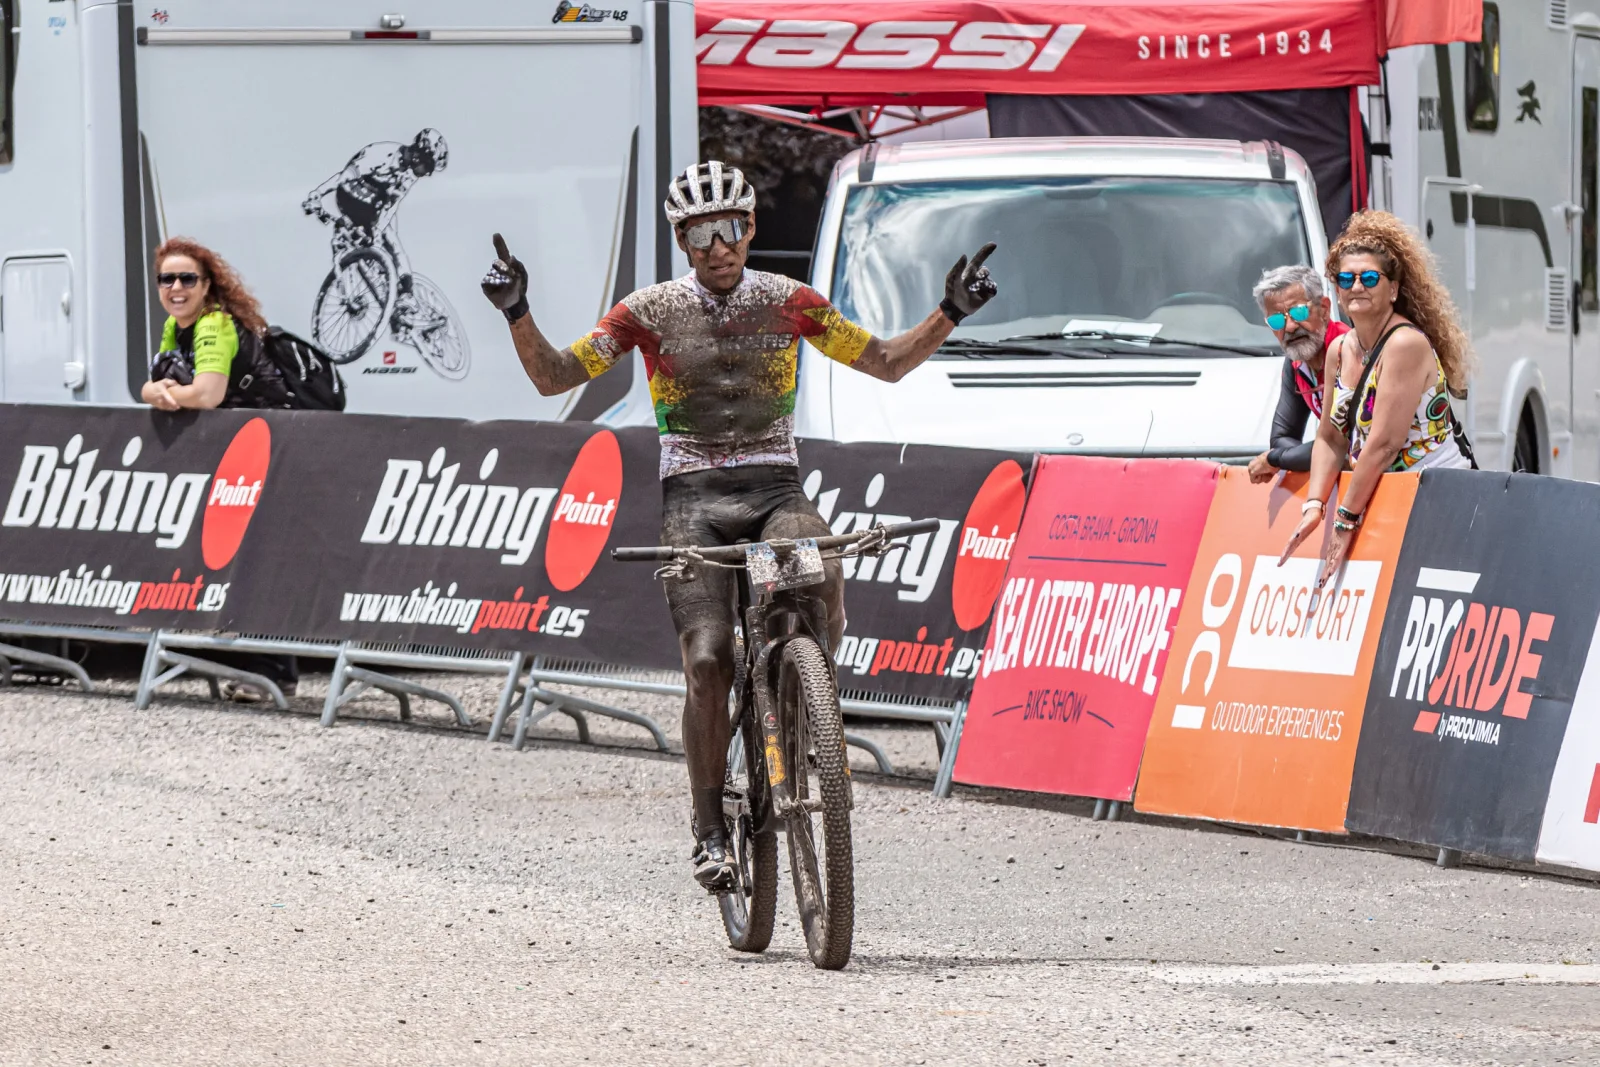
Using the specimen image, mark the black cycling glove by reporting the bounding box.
[481,233,530,323]
[940,242,998,325]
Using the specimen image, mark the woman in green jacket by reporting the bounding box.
[141,237,267,410]
[141,238,295,699]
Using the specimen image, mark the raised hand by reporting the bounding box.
[481,233,530,321]
[942,242,998,323]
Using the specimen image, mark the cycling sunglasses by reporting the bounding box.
[157,272,202,289]
[1335,269,1386,290]
[1265,303,1314,331]
[680,216,750,251]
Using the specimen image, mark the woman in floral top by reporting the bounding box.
[1280,211,1473,587]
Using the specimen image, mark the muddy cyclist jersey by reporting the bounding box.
[570,270,872,479]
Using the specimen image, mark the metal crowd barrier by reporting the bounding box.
[137,632,344,711]
[0,621,129,693]
[0,623,967,795]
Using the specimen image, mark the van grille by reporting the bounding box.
[945,370,1201,389]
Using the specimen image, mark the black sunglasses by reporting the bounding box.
[157,272,202,289]
[1335,270,1386,290]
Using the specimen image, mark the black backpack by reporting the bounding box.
[225,327,347,411]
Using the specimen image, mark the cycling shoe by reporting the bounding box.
[691,833,738,894]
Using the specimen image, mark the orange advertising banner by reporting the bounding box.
[1136,466,1418,832]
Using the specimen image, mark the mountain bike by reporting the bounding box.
[309,221,471,380]
[613,517,940,970]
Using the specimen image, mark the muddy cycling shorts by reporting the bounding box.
[659,465,843,652]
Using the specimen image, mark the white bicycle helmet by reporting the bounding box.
[663,161,755,226]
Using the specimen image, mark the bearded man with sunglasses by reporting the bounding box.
[482,161,997,891]
[1246,265,1350,483]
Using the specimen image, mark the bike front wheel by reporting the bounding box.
[780,637,854,970]
[312,248,394,364]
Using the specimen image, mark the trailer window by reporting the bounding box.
[1584,88,1598,313]
[1465,4,1500,133]
[0,0,14,164]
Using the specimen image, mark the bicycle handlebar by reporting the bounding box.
[611,546,678,562]
[873,517,943,540]
[611,517,943,565]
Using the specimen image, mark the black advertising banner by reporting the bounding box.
[0,406,272,630]
[223,415,680,668]
[0,404,1026,700]
[795,439,1030,701]
[1345,470,1600,859]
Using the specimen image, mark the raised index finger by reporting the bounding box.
[966,242,997,275]
[492,233,512,263]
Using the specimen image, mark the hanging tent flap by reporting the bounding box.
[988,89,1365,241]
[696,2,1383,108]
[1380,0,1481,53]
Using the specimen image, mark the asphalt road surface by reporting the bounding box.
[0,669,1596,1066]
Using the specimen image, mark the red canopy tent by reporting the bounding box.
[696,0,1482,109]
[695,0,1484,237]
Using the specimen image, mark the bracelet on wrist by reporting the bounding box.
[503,297,530,324]
[1332,518,1358,533]
[938,297,967,326]
[1335,505,1363,525]
[1301,499,1325,516]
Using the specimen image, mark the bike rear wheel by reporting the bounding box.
[719,698,777,952]
[780,637,854,970]
[405,274,471,380]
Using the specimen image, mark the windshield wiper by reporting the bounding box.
[1000,330,1276,359]
[934,340,1107,361]
[936,337,1068,358]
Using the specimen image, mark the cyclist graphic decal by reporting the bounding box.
[303,128,471,379]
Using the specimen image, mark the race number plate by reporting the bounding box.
[745,539,825,593]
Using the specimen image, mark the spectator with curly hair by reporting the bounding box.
[142,237,267,411]
[1280,210,1474,586]
[142,237,296,700]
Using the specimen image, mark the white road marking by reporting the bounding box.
[1136,961,1600,986]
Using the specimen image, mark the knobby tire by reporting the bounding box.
[781,637,854,970]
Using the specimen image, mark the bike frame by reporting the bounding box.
[733,566,836,838]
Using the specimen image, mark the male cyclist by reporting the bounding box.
[481,162,996,890]
[302,128,449,344]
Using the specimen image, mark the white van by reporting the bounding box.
[797,136,1329,460]
[0,0,695,421]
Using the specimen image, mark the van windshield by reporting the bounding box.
[829,176,1310,358]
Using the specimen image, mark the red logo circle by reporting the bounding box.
[544,430,623,592]
[950,459,1027,631]
[201,417,271,570]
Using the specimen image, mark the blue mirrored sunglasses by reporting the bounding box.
[1336,269,1385,290]
[1265,304,1313,331]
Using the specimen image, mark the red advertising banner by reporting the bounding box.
[953,456,1218,800]
[695,1,1382,107]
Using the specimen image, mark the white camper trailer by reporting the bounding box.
[0,0,694,422]
[1369,5,1600,479]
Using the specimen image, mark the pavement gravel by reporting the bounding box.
[0,666,1596,1066]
